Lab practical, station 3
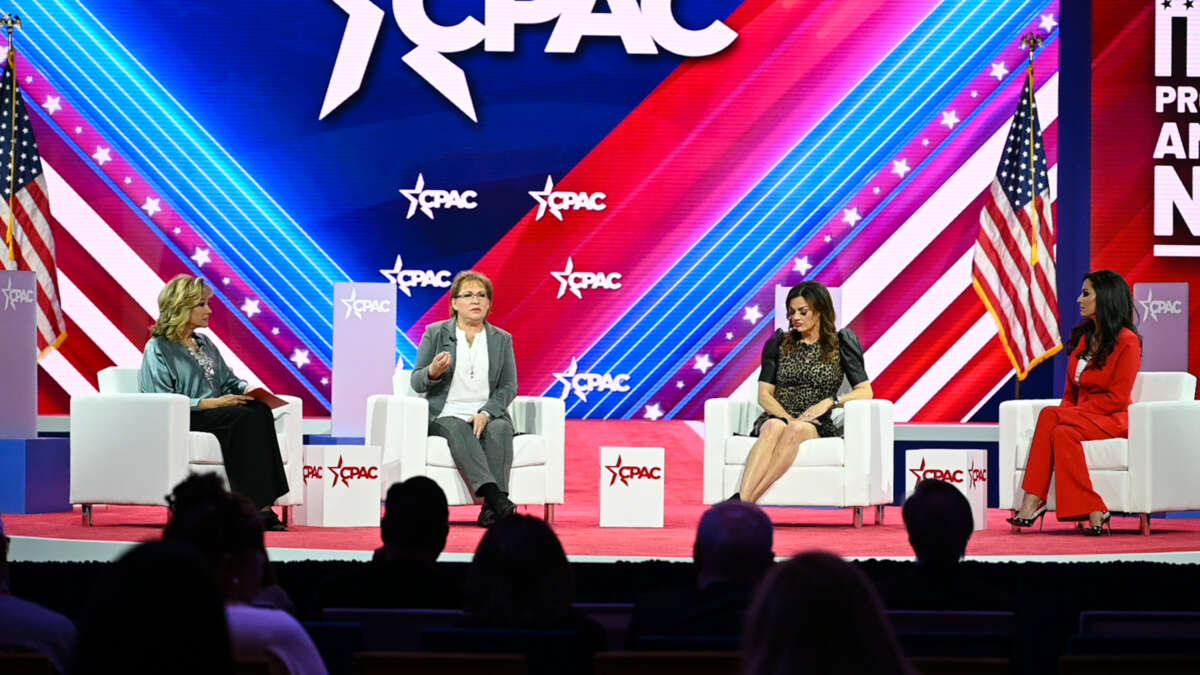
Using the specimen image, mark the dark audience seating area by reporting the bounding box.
[10,558,1200,674]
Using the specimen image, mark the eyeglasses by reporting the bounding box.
[454,292,489,300]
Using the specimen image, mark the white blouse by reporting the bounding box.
[1074,355,1089,384]
[441,325,489,421]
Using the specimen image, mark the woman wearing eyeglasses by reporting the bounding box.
[410,271,518,527]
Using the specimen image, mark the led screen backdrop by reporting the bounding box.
[19,0,1060,419]
[1092,0,1200,375]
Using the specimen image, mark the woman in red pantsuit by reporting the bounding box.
[1007,270,1142,536]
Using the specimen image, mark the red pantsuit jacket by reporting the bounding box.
[1059,327,1142,437]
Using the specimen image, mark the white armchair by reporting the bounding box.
[999,371,1200,534]
[365,372,565,520]
[69,367,304,526]
[703,398,895,526]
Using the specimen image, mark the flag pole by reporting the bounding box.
[1014,31,1044,402]
[1,13,20,263]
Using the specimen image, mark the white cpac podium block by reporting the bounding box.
[331,282,397,437]
[294,445,382,527]
[0,270,37,439]
[905,449,988,531]
[600,446,664,528]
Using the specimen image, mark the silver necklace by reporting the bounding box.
[463,330,482,378]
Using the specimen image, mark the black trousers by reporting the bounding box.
[190,400,289,509]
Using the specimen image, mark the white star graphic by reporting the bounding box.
[990,62,1009,81]
[824,235,833,243]
[693,353,714,374]
[891,159,911,178]
[341,287,360,319]
[676,380,684,389]
[743,305,763,325]
[222,277,230,285]
[320,377,329,385]
[970,90,979,98]
[551,357,586,402]
[240,298,261,318]
[1139,289,1158,322]
[793,256,812,276]
[643,403,664,421]
[725,331,734,340]
[42,95,62,115]
[1039,13,1057,33]
[379,255,418,296]
[272,327,280,335]
[921,138,930,147]
[551,256,580,299]
[872,186,880,194]
[842,207,862,227]
[940,110,960,129]
[24,75,31,84]
[74,126,83,135]
[190,247,211,267]
[289,349,310,369]
[141,197,161,217]
[528,175,559,221]
[124,177,132,184]
[172,227,181,235]
[398,174,431,219]
[91,146,112,165]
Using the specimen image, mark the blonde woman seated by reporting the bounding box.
[138,275,290,531]
[730,282,873,503]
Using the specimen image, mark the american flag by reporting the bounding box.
[971,59,1060,380]
[2,47,66,355]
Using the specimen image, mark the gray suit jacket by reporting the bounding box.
[410,318,518,422]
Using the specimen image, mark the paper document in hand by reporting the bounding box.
[246,387,289,410]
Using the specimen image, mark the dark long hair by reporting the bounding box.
[464,514,574,628]
[782,282,839,362]
[1066,270,1140,370]
[742,551,913,675]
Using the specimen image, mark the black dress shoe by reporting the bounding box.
[477,503,498,528]
[260,509,287,532]
[495,495,517,518]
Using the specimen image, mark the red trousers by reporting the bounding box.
[1021,406,1111,520]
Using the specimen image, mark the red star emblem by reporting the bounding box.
[328,455,346,487]
[605,455,628,486]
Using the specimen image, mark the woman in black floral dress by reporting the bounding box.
[733,282,873,503]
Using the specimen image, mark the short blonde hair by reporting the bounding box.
[151,274,212,341]
[449,270,493,319]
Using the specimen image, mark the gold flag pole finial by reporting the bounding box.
[1,13,20,263]
[1019,32,1043,268]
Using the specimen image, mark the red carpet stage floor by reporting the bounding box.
[9,421,1200,563]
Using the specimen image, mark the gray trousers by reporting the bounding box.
[429,416,514,494]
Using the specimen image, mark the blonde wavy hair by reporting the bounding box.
[151,274,212,342]
[448,270,494,319]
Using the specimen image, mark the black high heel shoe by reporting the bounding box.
[1006,504,1048,531]
[1083,512,1111,536]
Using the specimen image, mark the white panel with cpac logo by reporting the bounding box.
[295,444,382,527]
[904,449,988,531]
[600,446,665,528]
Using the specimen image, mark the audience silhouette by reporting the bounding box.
[742,550,913,675]
[319,476,462,610]
[74,539,233,674]
[627,501,774,646]
[163,473,326,675]
[0,514,78,674]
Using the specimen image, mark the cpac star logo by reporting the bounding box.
[604,454,663,486]
[341,287,393,319]
[552,357,632,402]
[967,459,987,490]
[529,176,606,221]
[321,0,738,122]
[399,174,478,219]
[550,257,622,299]
[379,255,453,297]
[327,454,380,487]
[1138,288,1184,322]
[1,276,36,311]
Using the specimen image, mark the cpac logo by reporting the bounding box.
[302,465,324,485]
[321,0,738,122]
[909,458,986,488]
[530,175,606,221]
[605,454,662,487]
[380,255,453,297]
[551,257,622,299]
[552,357,631,402]
[340,287,393,319]
[399,174,478,219]
[327,455,380,487]
[1138,288,1184,322]
[1,277,35,311]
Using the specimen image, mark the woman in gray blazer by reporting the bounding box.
[410,271,518,527]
